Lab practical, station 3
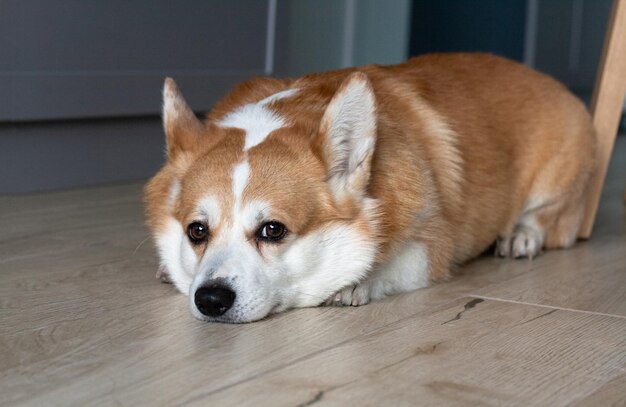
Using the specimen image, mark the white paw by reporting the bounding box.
[155,266,173,284]
[325,282,372,307]
[496,225,543,259]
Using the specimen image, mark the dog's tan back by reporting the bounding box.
[369,54,596,272]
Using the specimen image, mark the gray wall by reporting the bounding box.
[1,0,271,121]
[0,0,616,193]
[0,118,164,193]
[352,0,412,67]
[0,0,411,194]
[530,0,612,101]
[1,0,274,193]
[277,0,411,76]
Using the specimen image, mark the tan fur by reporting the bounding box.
[145,53,596,286]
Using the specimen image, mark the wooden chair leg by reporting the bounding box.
[579,0,626,238]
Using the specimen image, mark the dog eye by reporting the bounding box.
[187,222,209,244]
[257,221,287,242]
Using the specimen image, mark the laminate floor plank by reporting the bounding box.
[0,186,147,265]
[0,183,142,219]
[194,299,626,407]
[3,206,585,406]
[0,253,544,406]
[574,373,626,407]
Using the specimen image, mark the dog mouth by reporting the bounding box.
[191,299,284,324]
[190,287,286,324]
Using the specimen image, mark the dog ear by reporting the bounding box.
[314,72,377,202]
[162,78,205,159]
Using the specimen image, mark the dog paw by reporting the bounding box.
[155,266,173,284]
[511,226,542,259]
[325,283,372,307]
[496,225,543,260]
[495,236,513,257]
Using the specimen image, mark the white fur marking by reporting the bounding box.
[198,195,221,229]
[228,152,256,244]
[259,88,298,105]
[232,161,251,210]
[241,200,271,231]
[369,242,430,300]
[282,222,378,308]
[220,104,284,151]
[219,88,297,152]
[156,217,196,294]
[330,241,430,306]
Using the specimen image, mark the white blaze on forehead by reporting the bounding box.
[208,88,297,243]
[232,161,251,210]
[218,88,298,152]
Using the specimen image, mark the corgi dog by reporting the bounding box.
[144,53,596,323]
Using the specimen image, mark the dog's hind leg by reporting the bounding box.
[495,187,587,259]
[542,192,586,249]
[495,195,554,259]
[496,118,594,259]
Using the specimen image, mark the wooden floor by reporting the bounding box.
[1,138,625,407]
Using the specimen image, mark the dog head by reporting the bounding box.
[144,73,381,322]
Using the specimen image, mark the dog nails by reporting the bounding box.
[155,267,172,284]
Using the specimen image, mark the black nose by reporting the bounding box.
[194,284,236,317]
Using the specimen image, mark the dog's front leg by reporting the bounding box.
[155,266,173,284]
[325,241,446,307]
[325,281,374,306]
